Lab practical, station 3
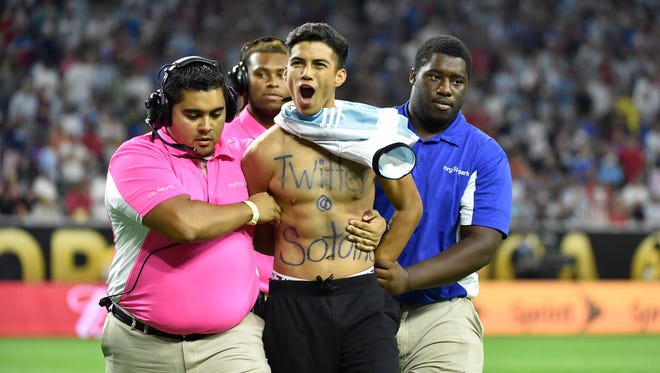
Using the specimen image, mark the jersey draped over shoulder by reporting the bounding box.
[276,100,419,179]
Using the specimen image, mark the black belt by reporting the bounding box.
[110,304,210,341]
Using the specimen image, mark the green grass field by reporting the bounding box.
[483,335,660,373]
[0,338,103,373]
[0,335,659,372]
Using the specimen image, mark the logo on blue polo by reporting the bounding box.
[443,165,471,176]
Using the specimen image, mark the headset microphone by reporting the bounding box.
[99,242,179,310]
[148,123,197,153]
[159,137,197,153]
[99,296,112,309]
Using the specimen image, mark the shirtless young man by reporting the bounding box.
[225,37,387,315]
[241,22,422,373]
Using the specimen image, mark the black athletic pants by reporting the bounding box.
[263,273,401,373]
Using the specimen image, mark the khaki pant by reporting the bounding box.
[398,298,484,373]
[101,311,269,373]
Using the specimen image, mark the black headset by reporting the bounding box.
[145,56,237,129]
[227,37,285,96]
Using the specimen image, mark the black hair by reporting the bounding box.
[241,37,287,67]
[285,22,348,68]
[414,35,472,78]
[163,61,228,106]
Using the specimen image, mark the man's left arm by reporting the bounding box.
[377,150,512,295]
[374,173,423,261]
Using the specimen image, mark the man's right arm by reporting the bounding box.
[142,192,280,242]
[376,225,502,295]
[110,138,280,243]
[374,173,423,262]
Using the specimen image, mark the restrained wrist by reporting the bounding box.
[242,200,259,225]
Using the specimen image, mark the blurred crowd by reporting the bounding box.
[0,0,659,230]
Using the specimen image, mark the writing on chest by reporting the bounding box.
[273,153,368,193]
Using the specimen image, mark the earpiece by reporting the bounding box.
[227,61,248,97]
[224,85,238,123]
[145,89,166,127]
[145,56,237,129]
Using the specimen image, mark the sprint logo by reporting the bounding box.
[443,165,471,176]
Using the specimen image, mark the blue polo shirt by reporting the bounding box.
[374,102,512,306]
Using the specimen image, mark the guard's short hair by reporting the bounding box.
[414,35,472,78]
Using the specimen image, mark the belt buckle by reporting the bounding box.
[126,313,149,334]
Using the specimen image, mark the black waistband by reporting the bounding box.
[110,304,210,341]
[268,272,378,296]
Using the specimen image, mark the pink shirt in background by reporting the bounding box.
[105,129,258,334]
[223,106,269,141]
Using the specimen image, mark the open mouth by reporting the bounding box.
[300,86,315,99]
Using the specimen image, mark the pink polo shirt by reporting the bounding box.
[224,108,273,293]
[105,129,258,334]
[223,106,268,140]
